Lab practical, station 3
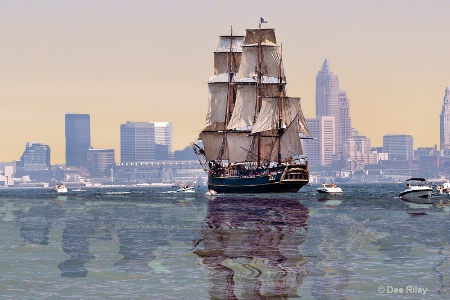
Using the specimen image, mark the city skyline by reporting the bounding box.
[2,1,450,164]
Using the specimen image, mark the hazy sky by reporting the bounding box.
[2,0,450,164]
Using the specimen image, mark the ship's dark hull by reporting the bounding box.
[208,164,309,193]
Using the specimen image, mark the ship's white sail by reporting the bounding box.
[200,132,227,161]
[236,46,282,82]
[227,132,253,163]
[280,115,303,160]
[251,97,302,134]
[214,35,244,75]
[256,116,303,163]
[227,85,257,130]
[297,102,310,135]
[204,35,244,132]
[204,83,228,131]
[243,28,277,46]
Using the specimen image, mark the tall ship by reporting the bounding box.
[193,22,311,193]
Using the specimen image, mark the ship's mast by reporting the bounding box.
[277,43,283,164]
[227,25,234,124]
[219,26,235,161]
[256,24,263,167]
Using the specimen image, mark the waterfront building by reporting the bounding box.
[87,148,115,178]
[440,86,450,151]
[18,142,52,181]
[304,116,335,167]
[114,160,204,184]
[383,134,414,161]
[65,113,91,168]
[120,122,155,163]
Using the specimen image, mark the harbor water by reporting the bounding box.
[0,183,449,299]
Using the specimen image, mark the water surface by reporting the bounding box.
[0,184,449,299]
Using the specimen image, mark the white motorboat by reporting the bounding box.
[317,183,343,194]
[398,178,432,200]
[436,181,450,195]
[53,184,68,194]
[176,186,195,193]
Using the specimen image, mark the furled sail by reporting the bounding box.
[251,97,301,134]
[227,85,257,130]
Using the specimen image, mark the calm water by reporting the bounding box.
[0,184,449,299]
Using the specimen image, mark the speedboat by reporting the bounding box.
[398,178,432,200]
[436,181,450,195]
[177,186,195,193]
[53,184,68,194]
[317,183,343,194]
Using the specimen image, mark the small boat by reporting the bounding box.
[176,186,195,193]
[317,183,343,194]
[436,181,450,195]
[53,184,68,194]
[398,178,432,200]
[205,189,217,196]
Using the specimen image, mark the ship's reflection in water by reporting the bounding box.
[194,197,309,299]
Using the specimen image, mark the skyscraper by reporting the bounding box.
[120,122,155,163]
[316,60,340,152]
[339,91,352,150]
[65,113,91,168]
[315,60,352,155]
[440,86,450,151]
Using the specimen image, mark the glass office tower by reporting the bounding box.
[65,113,91,168]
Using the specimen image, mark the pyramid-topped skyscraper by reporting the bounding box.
[315,59,351,155]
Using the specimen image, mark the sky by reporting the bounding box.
[1,0,450,164]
